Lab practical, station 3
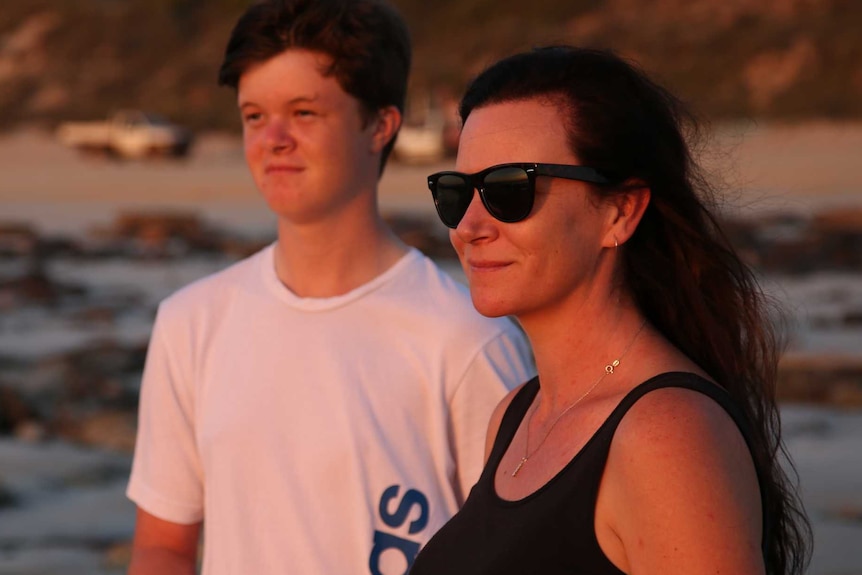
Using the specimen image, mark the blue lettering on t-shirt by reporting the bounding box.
[378,484,429,534]
[369,485,430,575]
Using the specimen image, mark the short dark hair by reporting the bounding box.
[218,0,411,170]
[460,46,811,575]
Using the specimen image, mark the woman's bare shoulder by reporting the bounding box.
[599,384,764,574]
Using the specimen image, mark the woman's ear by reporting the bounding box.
[369,105,402,154]
[603,179,651,248]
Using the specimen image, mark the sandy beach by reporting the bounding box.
[2,120,862,236]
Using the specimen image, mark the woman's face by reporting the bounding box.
[451,98,616,324]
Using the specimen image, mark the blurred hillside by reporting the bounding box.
[1,0,861,131]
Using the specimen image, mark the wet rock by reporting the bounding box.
[14,420,48,443]
[0,255,86,308]
[842,309,862,328]
[812,208,862,232]
[827,381,862,408]
[102,540,133,571]
[0,384,35,434]
[385,213,456,260]
[87,211,223,258]
[0,222,81,260]
[51,408,137,453]
[67,305,121,328]
[56,347,145,415]
[0,222,39,257]
[720,209,862,274]
[0,482,16,509]
[0,546,125,575]
[778,355,862,407]
[219,236,274,259]
[824,505,862,524]
[0,341,144,448]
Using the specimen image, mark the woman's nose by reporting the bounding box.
[453,189,497,243]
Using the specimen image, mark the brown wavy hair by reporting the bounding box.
[217,0,411,171]
[459,45,811,574]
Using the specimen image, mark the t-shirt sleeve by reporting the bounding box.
[126,304,204,524]
[447,324,535,503]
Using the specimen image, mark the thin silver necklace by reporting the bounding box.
[511,319,647,478]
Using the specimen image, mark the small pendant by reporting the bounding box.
[512,457,528,477]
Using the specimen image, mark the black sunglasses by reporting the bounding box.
[427,162,611,228]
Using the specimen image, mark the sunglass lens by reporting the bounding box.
[483,167,533,223]
[434,174,473,227]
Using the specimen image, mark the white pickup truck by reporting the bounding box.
[56,110,193,159]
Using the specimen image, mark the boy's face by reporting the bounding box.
[237,49,383,225]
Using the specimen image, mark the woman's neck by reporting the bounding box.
[520,294,647,410]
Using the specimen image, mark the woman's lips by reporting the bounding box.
[466,259,512,272]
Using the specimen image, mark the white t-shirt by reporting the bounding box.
[127,245,535,575]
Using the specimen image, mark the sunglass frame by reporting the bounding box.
[427,162,611,228]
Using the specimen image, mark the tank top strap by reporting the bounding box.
[583,372,756,483]
[602,372,753,440]
[483,372,755,484]
[484,377,540,477]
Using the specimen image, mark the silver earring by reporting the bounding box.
[614,238,619,248]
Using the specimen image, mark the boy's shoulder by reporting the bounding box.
[395,252,520,337]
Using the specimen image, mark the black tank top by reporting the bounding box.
[409,372,766,575]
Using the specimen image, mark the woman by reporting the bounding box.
[412,46,809,575]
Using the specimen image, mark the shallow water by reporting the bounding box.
[1,129,861,574]
[0,256,859,573]
[0,407,858,574]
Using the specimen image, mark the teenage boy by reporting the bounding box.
[126,1,534,574]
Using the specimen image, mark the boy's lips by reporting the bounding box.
[265,164,304,174]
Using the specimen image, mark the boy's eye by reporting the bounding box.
[243,112,262,123]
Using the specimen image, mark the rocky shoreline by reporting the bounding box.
[0,201,860,573]
[2,205,861,453]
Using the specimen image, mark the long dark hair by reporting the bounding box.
[459,46,810,574]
